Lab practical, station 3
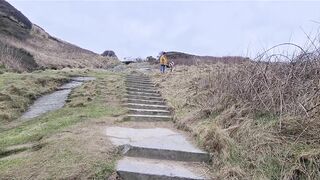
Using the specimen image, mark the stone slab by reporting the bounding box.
[126,85,157,90]
[128,108,171,116]
[125,80,154,85]
[126,77,151,81]
[106,127,206,154]
[117,157,205,180]
[126,87,159,94]
[124,114,172,121]
[127,91,162,97]
[126,99,166,105]
[125,82,156,87]
[125,95,164,101]
[125,103,168,110]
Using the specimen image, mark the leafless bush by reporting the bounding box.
[164,38,320,179]
[192,42,320,126]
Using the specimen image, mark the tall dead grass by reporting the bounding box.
[154,39,320,179]
[0,40,38,72]
[197,51,320,179]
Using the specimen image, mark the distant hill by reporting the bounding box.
[165,51,250,65]
[0,0,118,72]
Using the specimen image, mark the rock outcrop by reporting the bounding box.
[101,50,118,58]
[0,0,32,39]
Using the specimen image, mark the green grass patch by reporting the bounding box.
[93,158,119,179]
[0,158,25,172]
[254,112,279,125]
[0,105,121,149]
[259,156,282,180]
[0,70,125,179]
[0,70,125,150]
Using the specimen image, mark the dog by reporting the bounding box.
[168,61,175,72]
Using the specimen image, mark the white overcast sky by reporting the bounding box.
[7,0,320,59]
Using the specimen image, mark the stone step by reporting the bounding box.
[125,83,156,89]
[127,91,161,97]
[124,81,154,86]
[106,127,210,162]
[126,77,150,80]
[126,87,159,94]
[125,77,152,81]
[124,114,172,121]
[128,108,171,116]
[124,79,153,84]
[126,85,157,90]
[126,75,149,79]
[126,99,166,105]
[125,95,164,101]
[117,157,205,180]
[125,78,152,82]
[125,103,169,110]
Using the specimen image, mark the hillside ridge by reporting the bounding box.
[0,0,118,72]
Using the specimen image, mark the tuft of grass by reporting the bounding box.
[93,159,119,179]
[254,113,279,125]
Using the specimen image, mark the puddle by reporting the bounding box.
[20,77,95,119]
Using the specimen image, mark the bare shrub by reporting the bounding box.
[154,37,320,179]
[190,44,320,177]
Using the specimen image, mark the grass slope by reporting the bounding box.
[0,69,126,179]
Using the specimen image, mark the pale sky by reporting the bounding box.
[7,0,320,59]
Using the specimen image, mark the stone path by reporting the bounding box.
[21,77,95,119]
[105,74,210,179]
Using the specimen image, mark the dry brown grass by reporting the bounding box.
[152,45,320,179]
[0,40,38,71]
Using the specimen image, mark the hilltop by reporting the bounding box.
[0,0,118,72]
[165,51,249,65]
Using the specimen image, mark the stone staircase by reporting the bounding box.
[105,74,210,180]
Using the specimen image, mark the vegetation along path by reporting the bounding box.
[105,72,211,179]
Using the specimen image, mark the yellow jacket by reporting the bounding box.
[160,55,168,65]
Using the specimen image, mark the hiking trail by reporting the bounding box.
[105,69,211,179]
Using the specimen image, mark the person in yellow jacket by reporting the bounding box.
[159,52,168,73]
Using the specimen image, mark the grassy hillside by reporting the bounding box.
[0,69,126,179]
[153,51,320,179]
[0,0,119,72]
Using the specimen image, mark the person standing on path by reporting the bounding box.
[159,52,168,73]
